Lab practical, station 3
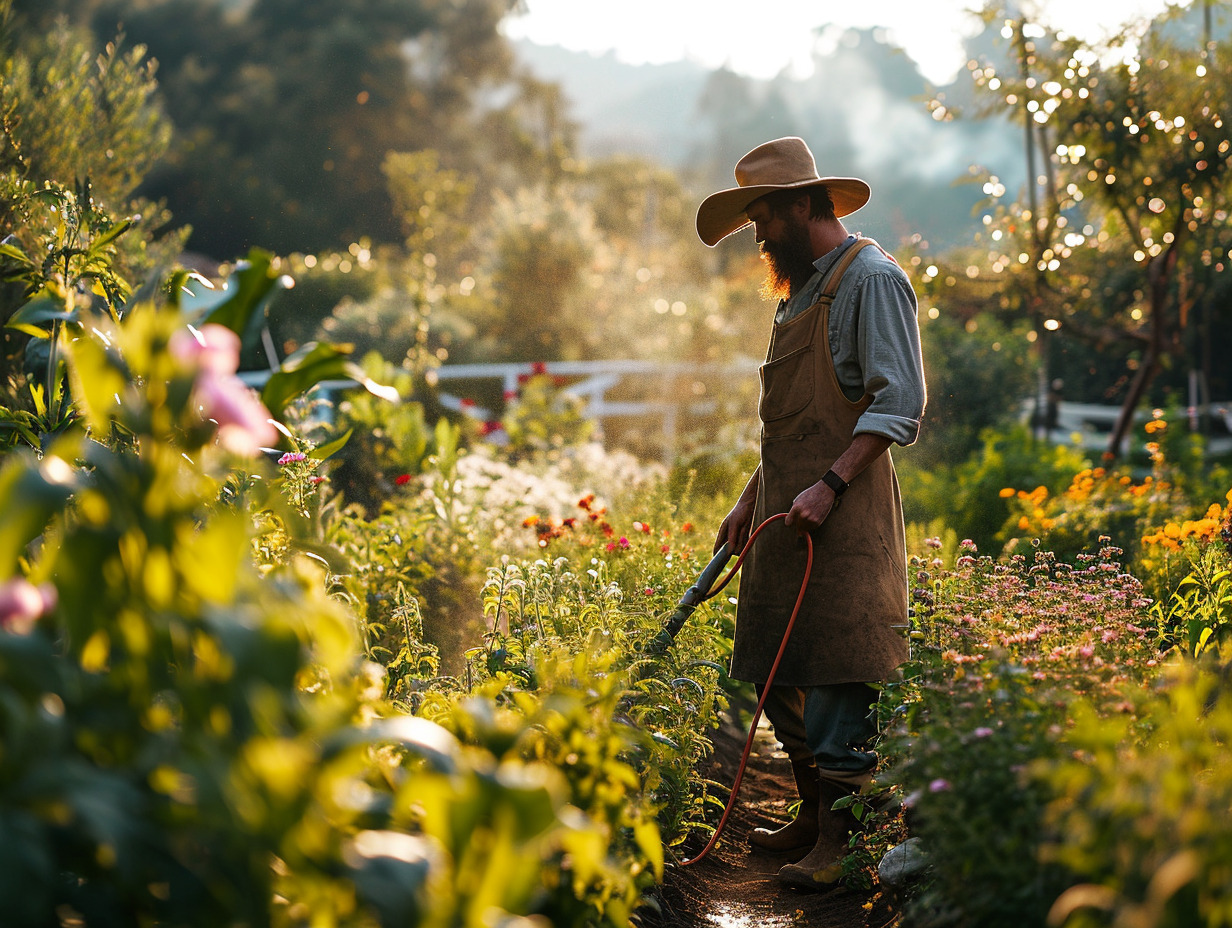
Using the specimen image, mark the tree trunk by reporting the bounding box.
[1105,245,1178,459]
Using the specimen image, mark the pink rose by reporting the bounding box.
[174,324,277,457]
[170,323,241,376]
[195,372,278,456]
[0,578,57,635]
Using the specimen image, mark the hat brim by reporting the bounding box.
[695,177,871,247]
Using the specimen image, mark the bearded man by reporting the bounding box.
[698,137,926,889]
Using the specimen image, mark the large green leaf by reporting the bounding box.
[0,452,77,580]
[66,328,128,435]
[312,428,352,462]
[186,248,287,352]
[346,832,434,927]
[321,717,459,772]
[260,342,398,422]
[5,295,76,338]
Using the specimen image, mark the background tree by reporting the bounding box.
[0,1,186,423]
[45,0,543,257]
[961,2,1232,457]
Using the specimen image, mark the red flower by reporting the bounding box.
[605,542,616,552]
[531,361,548,375]
[395,474,412,486]
[578,494,595,511]
[681,522,693,533]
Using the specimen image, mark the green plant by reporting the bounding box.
[1045,660,1232,928]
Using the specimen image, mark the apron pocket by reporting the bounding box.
[759,345,815,422]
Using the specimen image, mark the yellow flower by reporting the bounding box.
[999,487,1016,498]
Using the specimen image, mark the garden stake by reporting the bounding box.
[651,512,814,868]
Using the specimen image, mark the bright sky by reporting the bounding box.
[503,0,1183,85]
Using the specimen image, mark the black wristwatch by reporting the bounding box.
[821,469,850,497]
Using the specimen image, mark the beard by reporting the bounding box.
[759,214,816,301]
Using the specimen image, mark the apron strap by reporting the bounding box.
[818,237,878,300]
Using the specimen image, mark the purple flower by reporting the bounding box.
[0,578,57,635]
[973,727,994,738]
[928,778,951,793]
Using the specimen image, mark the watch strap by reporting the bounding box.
[821,469,850,497]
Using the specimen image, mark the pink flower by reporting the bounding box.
[973,727,994,738]
[618,537,630,548]
[0,578,57,635]
[278,452,308,465]
[195,372,278,456]
[928,778,951,793]
[173,324,276,457]
[170,323,240,376]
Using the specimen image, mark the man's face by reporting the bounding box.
[747,197,814,301]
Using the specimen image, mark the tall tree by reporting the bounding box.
[73,0,534,257]
[965,1,1232,458]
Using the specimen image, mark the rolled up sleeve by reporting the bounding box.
[853,272,927,446]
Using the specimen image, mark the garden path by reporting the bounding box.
[637,710,894,928]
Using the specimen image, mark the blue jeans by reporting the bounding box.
[757,681,879,774]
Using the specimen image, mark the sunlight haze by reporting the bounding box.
[504,0,1182,85]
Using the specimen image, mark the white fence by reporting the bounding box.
[1022,398,1232,455]
[431,359,759,463]
[241,358,1232,460]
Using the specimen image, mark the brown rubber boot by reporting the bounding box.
[776,776,866,890]
[749,757,821,853]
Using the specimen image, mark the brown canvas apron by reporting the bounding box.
[732,239,910,686]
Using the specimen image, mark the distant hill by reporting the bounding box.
[513,28,1024,250]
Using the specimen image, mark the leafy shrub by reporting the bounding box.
[1045,659,1232,928]
[897,424,1089,552]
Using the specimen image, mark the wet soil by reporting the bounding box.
[636,710,898,928]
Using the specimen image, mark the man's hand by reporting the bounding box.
[714,496,755,554]
[784,480,838,535]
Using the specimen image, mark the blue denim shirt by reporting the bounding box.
[774,235,926,446]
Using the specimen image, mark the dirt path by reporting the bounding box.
[637,711,896,928]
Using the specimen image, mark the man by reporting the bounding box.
[697,137,926,889]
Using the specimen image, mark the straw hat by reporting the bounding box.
[695,137,871,247]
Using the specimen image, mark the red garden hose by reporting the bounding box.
[679,512,813,867]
